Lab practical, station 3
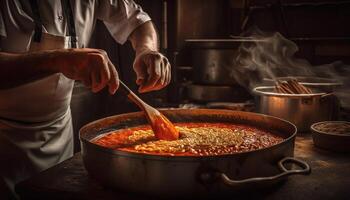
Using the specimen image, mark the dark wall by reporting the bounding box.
[71,0,350,152]
[229,0,350,64]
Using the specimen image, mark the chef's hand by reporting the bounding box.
[133,50,171,93]
[58,48,119,94]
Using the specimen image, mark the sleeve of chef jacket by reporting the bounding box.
[96,0,151,44]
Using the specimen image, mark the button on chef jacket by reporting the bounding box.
[0,0,151,197]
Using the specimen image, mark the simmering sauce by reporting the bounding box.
[93,123,283,156]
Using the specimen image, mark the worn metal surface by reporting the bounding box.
[254,86,340,132]
[186,84,250,102]
[15,133,350,200]
[186,39,246,85]
[310,121,350,152]
[80,109,299,198]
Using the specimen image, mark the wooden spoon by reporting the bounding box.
[118,80,179,140]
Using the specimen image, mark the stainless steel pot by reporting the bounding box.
[186,39,261,85]
[80,109,310,198]
[253,86,340,132]
[186,84,250,102]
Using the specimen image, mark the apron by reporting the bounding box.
[0,0,77,198]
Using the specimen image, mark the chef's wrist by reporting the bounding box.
[49,49,75,73]
[135,46,158,57]
[19,50,64,74]
[135,48,161,65]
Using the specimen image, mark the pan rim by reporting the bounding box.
[80,109,297,161]
[253,86,326,97]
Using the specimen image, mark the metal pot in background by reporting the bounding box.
[186,84,251,102]
[185,39,261,85]
[253,86,340,132]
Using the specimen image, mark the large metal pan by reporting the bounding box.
[80,109,310,198]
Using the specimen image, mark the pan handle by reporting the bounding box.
[199,157,311,187]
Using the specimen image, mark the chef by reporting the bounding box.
[0,0,171,198]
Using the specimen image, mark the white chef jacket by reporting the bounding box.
[0,0,151,51]
[0,0,151,197]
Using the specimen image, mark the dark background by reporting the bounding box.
[71,0,350,152]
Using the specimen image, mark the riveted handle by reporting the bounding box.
[199,157,311,187]
[222,157,310,186]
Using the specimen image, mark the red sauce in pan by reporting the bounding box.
[93,123,283,156]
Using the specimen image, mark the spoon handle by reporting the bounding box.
[118,80,147,112]
[118,80,132,96]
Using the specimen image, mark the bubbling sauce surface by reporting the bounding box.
[93,123,284,156]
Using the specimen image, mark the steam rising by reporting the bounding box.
[233,31,313,88]
[231,29,350,108]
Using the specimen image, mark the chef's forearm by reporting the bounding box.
[0,50,62,89]
[128,21,159,55]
